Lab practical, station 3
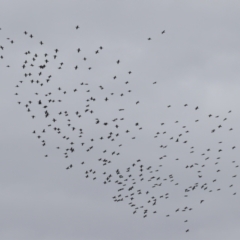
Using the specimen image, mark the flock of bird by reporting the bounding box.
[1,25,239,234]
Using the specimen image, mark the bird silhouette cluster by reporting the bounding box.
[1,26,239,233]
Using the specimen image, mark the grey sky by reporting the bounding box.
[0,1,240,239]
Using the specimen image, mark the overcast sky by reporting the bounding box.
[0,1,240,239]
